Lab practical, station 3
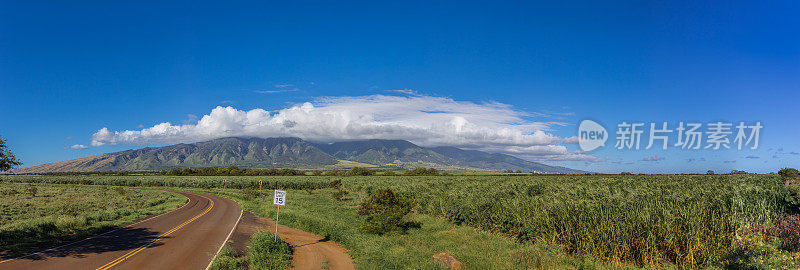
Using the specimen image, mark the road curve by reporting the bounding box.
[0,190,242,270]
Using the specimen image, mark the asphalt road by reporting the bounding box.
[0,190,242,270]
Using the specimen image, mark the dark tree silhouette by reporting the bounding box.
[0,135,21,171]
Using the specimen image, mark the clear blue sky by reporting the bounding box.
[1,1,798,173]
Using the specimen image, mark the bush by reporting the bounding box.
[25,184,37,197]
[344,167,376,176]
[730,215,800,268]
[329,179,342,189]
[114,187,126,196]
[323,169,345,176]
[358,189,415,234]
[780,168,800,181]
[209,247,245,270]
[163,166,306,176]
[707,170,715,175]
[404,167,440,176]
[248,231,292,269]
[241,188,260,199]
[332,189,348,201]
[382,170,397,176]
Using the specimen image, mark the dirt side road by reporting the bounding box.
[0,191,242,270]
[228,211,355,270]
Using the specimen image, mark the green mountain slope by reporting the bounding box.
[313,139,453,165]
[428,146,585,174]
[11,137,586,173]
[12,137,337,172]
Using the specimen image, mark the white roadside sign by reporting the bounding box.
[273,190,286,206]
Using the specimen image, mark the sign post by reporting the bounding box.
[273,190,286,240]
[259,180,263,191]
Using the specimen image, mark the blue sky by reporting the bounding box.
[1,1,798,173]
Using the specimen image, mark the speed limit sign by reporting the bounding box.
[273,190,286,206]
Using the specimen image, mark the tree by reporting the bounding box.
[0,135,22,171]
[779,168,800,181]
[707,170,715,175]
[404,167,440,176]
[358,189,415,234]
[344,167,376,176]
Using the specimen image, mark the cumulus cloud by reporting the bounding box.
[88,94,590,161]
[70,144,89,150]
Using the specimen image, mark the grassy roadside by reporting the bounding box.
[3,174,788,268]
[210,231,292,270]
[186,187,628,269]
[0,183,186,258]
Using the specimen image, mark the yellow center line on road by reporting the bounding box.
[95,194,215,270]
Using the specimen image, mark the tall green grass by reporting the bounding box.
[198,187,610,269]
[343,174,793,266]
[1,174,791,266]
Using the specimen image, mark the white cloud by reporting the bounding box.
[254,84,300,94]
[642,155,665,162]
[384,89,421,96]
[254,89,298,94]
[70,144,89,150]
[89,94,589,161]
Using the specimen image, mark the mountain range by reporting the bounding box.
[10,137,585,174]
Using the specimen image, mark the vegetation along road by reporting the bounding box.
[0,191,242,270]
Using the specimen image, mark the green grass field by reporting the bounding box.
[195,187,611,269]
[0,182,186,257]
[1,174,794,268]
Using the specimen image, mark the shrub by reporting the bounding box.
[114,187,126,196]
[163,166,306,176]
[332,189,348,201]
[382,170,396,176]
[329,179,342,189]
[209,247,245,270]
[358,189,415,234]
[344,167,376,176]
[773,215,800,251]
[241,188,259,199]
[779,168,800,181]
[25,184,37,197]
[323,169,345,176]
[731,215,800,268]
[248,231,292,269]
[404,167,440,176]
[707,170,715,175]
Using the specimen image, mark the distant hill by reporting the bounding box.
[313,139,453,166]
[428,146,582,173]
[11,137,586,174]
